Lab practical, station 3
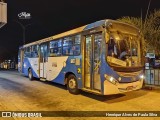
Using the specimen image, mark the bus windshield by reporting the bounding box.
[107,31,142,69]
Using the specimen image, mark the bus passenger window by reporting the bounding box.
[63,46,73,55]
[31,45,39,58]
[74,35,81,55]
[50,48,62,56]
[24,47,31,58]
[63,36,73,55]
[62,35,81,56]
[73,45,80,55]
[49,39,62,56]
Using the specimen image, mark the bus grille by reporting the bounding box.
[117,71,142,77]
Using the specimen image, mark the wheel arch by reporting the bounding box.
[28,67,34,80]
[64,72,76,85]
[28,67,32,71]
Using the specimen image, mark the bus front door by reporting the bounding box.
[84,33,102,91]
[40,43,48,79]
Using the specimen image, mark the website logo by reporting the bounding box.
[18,12,31,19]
[2,112,12,117]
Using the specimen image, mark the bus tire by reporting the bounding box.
[28,68,34,81]
[67,74,80,95]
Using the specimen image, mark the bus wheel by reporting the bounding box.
[67,74,80,95]
[28,68,33,80]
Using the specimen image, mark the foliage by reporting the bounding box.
[118,9,160,56]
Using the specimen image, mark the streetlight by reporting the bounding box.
[14,20,32,44]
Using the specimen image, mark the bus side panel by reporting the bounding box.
[23,57,39,78]
[63,56,82,89]
[46,56,68,83]
[47,56,82,88]
[100,52,116,94]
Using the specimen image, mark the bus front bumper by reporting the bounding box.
[103,79,143,95]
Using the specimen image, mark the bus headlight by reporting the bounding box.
[140,75,144,79]
[104,74,117,85]
[110,77,114,82]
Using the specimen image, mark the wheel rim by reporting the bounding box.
[29,70,32,79]
[68,79,76,89]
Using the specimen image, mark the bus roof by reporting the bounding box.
[23,25,87,48]
[22,19,139,48]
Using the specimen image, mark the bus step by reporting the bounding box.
[81,88,102,95]
[40,78,46,81]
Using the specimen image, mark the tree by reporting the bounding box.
[118,9,160,56]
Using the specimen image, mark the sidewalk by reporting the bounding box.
[142,82,160,91]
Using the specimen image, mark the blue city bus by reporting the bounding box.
[18,19,144,95]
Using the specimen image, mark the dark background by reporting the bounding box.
[0,0,159,62]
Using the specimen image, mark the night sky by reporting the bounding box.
[0,0,160,62]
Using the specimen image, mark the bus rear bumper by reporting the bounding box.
[103,79,143,95]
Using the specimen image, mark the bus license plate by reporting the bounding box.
[126,86,133,91]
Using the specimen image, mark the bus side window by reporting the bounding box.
[74,35,81,55]
[63,36,73,55]
[30,45,39,58]
[24,47,31,58]
[62,35,81,56]
[49,39,62,56]
[73,45,80,55]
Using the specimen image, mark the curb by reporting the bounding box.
[142,85,160,90]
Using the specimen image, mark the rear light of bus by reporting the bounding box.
[23,63,26,68]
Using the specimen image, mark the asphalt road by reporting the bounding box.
[0,70,160,120]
